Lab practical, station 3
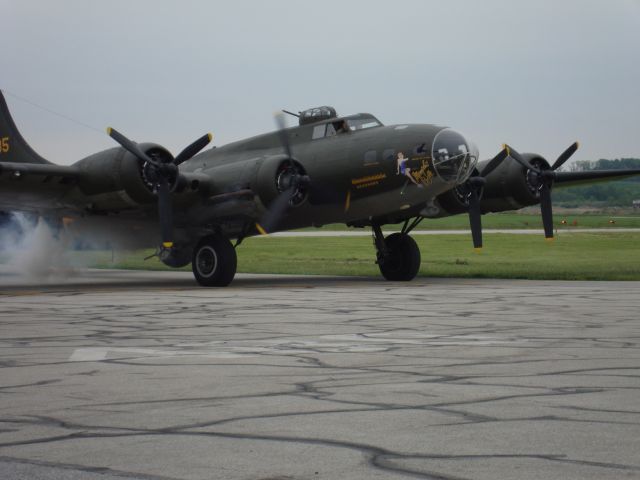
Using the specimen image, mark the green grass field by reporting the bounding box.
[85,231,640,281]
[3,214,639,281]
[304,213,640,231]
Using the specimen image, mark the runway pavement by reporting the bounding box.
[0,267,639,479]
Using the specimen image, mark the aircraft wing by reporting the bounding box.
[0,161,82,211]
[554,169,640,188]
[0,91,86,213]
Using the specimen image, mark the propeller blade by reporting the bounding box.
[480,147,508,178]
[274,112,293,163]
[504,144,538,172]
[540,181,554,239]
[157,178,173,247]
[174,133,213,166]
[106,127,214,250]
[107,127,158,166]
[467,186,483,250]
[551,141,579,171]
[257,186,295,234]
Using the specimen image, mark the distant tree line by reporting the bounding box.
[554,158,640,207]
[566,158,640,176]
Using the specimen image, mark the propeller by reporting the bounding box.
[107,127,212,248]
[175,133,213,166]
[275,112,294,164]
[256,113,310,234]
[504,142,579,240]
[464,147,509,250]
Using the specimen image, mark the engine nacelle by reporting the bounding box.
[254,156,308,209]
[73,143,179,212]
[432,154,549,216]
[480,154,549,213]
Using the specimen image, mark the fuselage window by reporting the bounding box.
[364,150,378,166]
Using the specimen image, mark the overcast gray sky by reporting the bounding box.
[2,0,639,165]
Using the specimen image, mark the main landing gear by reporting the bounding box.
[192,235,237,287]
[372,219,422,281]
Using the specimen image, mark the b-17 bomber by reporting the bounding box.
[1,92,638,286]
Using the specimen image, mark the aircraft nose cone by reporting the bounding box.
[431,129,478,184]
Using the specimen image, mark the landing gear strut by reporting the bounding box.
[192,235,237,286]
[372,221,421,281]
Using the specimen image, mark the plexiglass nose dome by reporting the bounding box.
[431,129,478,184]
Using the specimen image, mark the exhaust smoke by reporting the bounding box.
[0,213,76,282]
[1,212,160,284]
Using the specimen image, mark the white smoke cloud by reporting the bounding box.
[1,212,159,284]
[0,213,76,282]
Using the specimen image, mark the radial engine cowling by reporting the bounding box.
[480,153,550,213]
[74,143,177,211]
[254,155,309,210]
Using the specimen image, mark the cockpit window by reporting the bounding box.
[311,114,382,140]
[346,117,382,131]
[311,120,349,139]
[312,124,326,139]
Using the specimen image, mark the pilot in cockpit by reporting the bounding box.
[336,120,350,134]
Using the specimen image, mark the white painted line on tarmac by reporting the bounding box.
[69,334,530,361]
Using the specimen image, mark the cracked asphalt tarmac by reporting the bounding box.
[0,268,639,479]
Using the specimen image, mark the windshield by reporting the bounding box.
[345,115,382,131]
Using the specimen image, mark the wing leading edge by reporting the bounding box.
[554,169,640,188]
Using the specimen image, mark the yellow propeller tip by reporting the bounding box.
[256,223,268,236]
[207,133,213,142]
[474,247,483,253]
[162,242,174,248]
[575,141,580,149]
[106,127,112,135]
[545,237,555,243]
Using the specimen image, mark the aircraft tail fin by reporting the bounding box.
[0,90,52,165]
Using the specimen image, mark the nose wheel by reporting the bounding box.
[192,235,237,286]
[373,225,421,281]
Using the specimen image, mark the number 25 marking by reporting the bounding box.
[1,137,9,153]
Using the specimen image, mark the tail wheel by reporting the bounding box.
[378,233,421,281]
[192,235,237,287]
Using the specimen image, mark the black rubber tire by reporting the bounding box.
[378,233,421,281]
[192,235,237,287]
